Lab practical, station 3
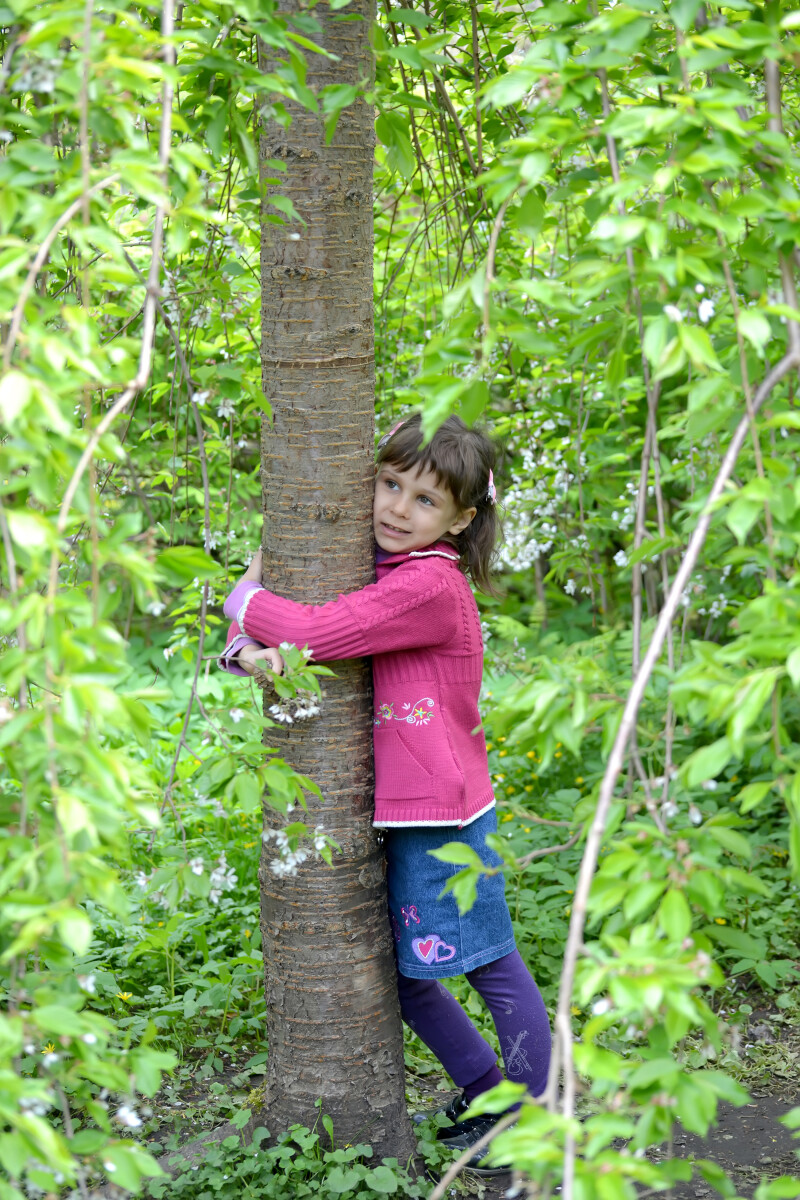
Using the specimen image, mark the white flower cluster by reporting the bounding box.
[263,824,329,878]
[499,412,579,572]
[189,857,204,876]
[209,852,238,904]
[268,688,321,725]
[19,1094,52,1116]
[116,1104,142,1129]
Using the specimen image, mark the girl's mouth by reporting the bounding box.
[381,521,409,535]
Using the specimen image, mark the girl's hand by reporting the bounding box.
[238,644,283,677]
[242,548,263,584]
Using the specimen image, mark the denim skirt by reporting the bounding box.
[386,806,516,980]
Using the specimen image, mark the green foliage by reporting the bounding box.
[149,1125,432,1199]
[4,0,800,1196]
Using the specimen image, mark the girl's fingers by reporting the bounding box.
[252,647,284,675]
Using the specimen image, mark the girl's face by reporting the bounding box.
[373,462,476,553]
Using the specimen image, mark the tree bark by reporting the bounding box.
[256,2,416,1161]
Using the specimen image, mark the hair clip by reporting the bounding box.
[377,420,405,450]
[486,469,497,505]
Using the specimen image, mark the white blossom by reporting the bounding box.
[591,997,611,1015]
[77,973,96,994]
[563,578,576,596]
[116,1105,142,1129]
[189,857,204,876]
[663,304,683,323]
[217,399,235,421]
[698,298,715,324]
[700,779,718,791]
[103,1162,117,1174]
[695,283,705,294]
[613,550,628,568]
[191,391,209,406]
[230,708,245,724]
[208,853,238,905]
[82,1033,97,1045]
[19,1095,50,1116]
[688,804,703,826]
[42,1052,59,1068]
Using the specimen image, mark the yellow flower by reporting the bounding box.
[556,742,562,749]
[570,1007,581,1016]
[244,841,256,849]
[566,889,574,894]
[730,775,738,782]
[244,930,252,938]
[575,776,584,784]
[531,773,538,780]
[157,921,164,927]
[524,827,531,832]
[485,742,493,751]
[499,750,508,758]
[555,751,562,759]
[506,786,514,795]
[526,751,536,760]
[501,813,514,823]
[494,774,505,782]
[498,736,506,743]
[116,992,132,1001]
[714,918,726,925]
[524,785,533,792]
[43,1043,55,1055]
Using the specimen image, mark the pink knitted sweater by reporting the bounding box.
[221,543,495,828]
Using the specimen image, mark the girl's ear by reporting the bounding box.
[448,506,477,536]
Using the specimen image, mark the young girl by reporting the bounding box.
[218,414,551,1172]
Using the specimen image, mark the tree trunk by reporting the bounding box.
[256,3,416,1162]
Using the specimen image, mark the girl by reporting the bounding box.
[219,414,551,1172]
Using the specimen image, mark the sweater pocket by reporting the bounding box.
[374,726,436,801]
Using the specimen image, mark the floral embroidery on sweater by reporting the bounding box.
[374,698,435,727]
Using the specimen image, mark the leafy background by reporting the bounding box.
[2,0,800,1196]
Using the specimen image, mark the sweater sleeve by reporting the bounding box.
[240,562,459,662]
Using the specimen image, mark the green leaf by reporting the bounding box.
[428,842,484,869]
[364,1164,399,1193]
[738,781,773,814]
[56,909,93,956]
[658,889,692,941]
[737,309,772,353]
[387,7,431,26]
[678,325,722,372]
[726,496,761,545]
[156,546,218,585]
[234,773,261,813]
[683,737,732,789]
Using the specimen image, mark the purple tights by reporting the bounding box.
[397,949,551,1101]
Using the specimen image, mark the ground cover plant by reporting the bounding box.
[3,0,800,1198]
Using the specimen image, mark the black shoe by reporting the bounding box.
[438,1112,512,1177]
[412,1089,468,1127]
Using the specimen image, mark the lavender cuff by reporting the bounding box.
[223,579,262,624]
[218,634,262,676]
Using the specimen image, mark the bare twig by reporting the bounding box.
[516,827,581,868]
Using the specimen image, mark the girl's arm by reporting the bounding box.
[224,559,459,663]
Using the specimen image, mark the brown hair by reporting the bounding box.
[376,413,501,594]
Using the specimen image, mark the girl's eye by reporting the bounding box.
[418,496,434,506]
